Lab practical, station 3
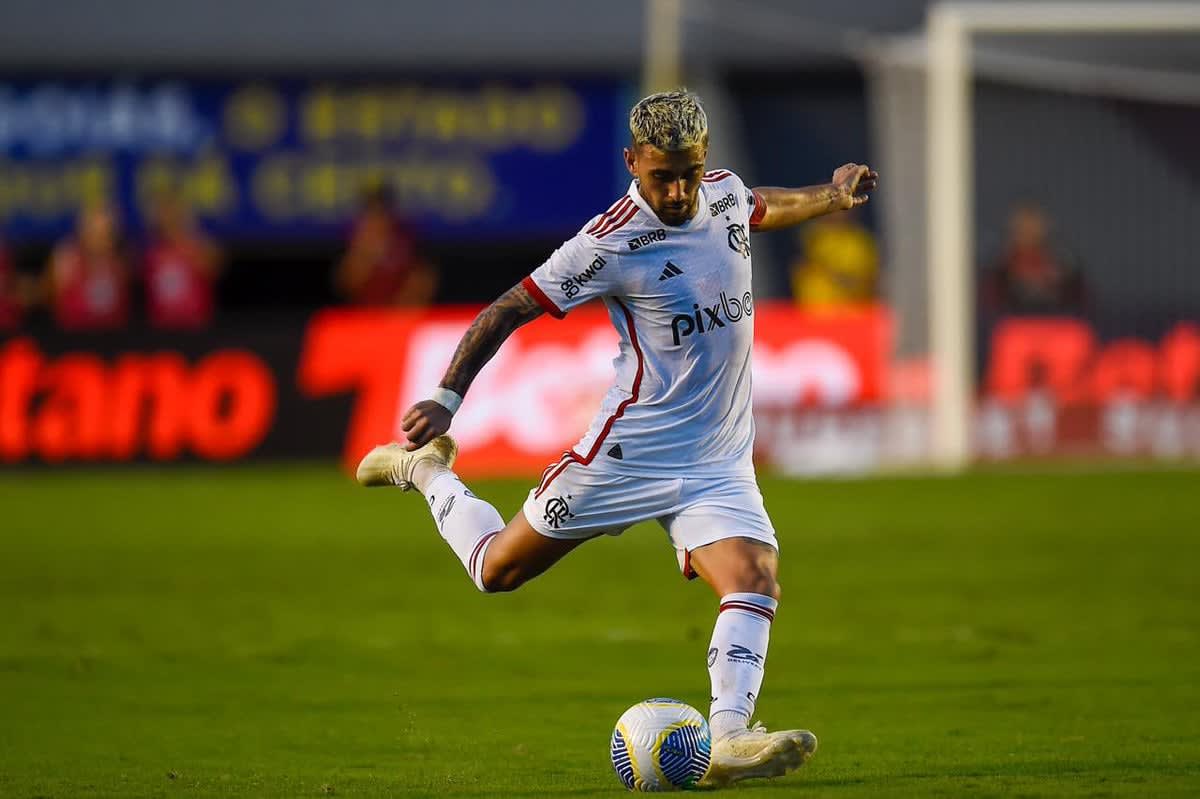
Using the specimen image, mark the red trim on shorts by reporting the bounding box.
[586,196,634,235]
[520,276,565,319]
[749,189,767,229]
[533,297,644,499]
[719,600,775,623]
[469,530,501,583]
[682,549,698,581]
[533,455,576,500]
[535,452,572,496]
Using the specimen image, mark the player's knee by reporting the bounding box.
[719,562,777,599]
[479,559,526,594]
[739,546,780,600]
[742,568,779,601]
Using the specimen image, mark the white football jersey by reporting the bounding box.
[522,169,766,477]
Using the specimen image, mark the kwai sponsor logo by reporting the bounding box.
[560,255,607,298]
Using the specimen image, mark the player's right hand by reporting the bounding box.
[831,163,878,210]
[401,400,452,450]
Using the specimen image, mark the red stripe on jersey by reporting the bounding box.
[520,276,566,319]
[586,196,633,235]
[586,197,631,235]
[702,170,732,183]
[749,189,767,229]
[573,298,644,461]
[593,203,638,239]
[719,601,775,622]
[534,298,644,499]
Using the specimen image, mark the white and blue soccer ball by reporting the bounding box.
[610,698,711,792]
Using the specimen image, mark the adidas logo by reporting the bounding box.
[658,262,684,281]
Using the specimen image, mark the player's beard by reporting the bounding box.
[659,198,695,226]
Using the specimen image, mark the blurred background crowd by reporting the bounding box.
[0,182,438,331]
[0,179,1091,330]
[3,0,1145,336]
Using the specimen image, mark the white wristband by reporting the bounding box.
[430,387,463,415]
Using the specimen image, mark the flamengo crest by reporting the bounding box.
[727,223,751,258]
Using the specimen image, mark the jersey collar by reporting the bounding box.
[628,180,706,230]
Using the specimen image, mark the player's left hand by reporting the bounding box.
[831,163,878,210]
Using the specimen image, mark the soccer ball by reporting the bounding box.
[610,698,711,792]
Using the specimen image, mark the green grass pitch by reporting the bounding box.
[1,465,1199,797]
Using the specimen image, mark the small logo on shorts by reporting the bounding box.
[544,495,575,530]
[707,647,718,667]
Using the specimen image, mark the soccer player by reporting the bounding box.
[357,90,877,786]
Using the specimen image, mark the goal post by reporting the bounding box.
[925,2,1200,470]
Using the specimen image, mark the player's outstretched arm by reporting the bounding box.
[752,163,878,232]
[401,282,544,449]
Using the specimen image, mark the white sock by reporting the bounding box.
[423,471,505,592]
[707,592,777,740]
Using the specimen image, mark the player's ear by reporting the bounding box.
[623,147,637,177]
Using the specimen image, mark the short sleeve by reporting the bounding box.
[714,169,765,230]
[747,187,767,229]
[522,233,618,318]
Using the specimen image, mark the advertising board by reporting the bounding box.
[0,78,623,242]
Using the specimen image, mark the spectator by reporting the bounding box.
[790,210,879,311]
[44,202,132,331]
[335,184,436,307]
[0,236,27,330]
[985,204,1086,316]
[143,190,223,329]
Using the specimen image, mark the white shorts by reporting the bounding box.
[522,460,777,580]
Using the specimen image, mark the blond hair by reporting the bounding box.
[629,90,708,151]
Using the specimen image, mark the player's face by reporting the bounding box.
[625,143,707,226]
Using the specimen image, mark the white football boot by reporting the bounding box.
[700,722,818,787]
[355,436,458,491]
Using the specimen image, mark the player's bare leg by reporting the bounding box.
[688,537,817,786]
[357,436,586,591]
[473,511,593,592]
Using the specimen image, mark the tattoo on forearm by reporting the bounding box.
[440,283,543,395]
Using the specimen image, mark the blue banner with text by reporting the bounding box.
[0,78,626,242]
